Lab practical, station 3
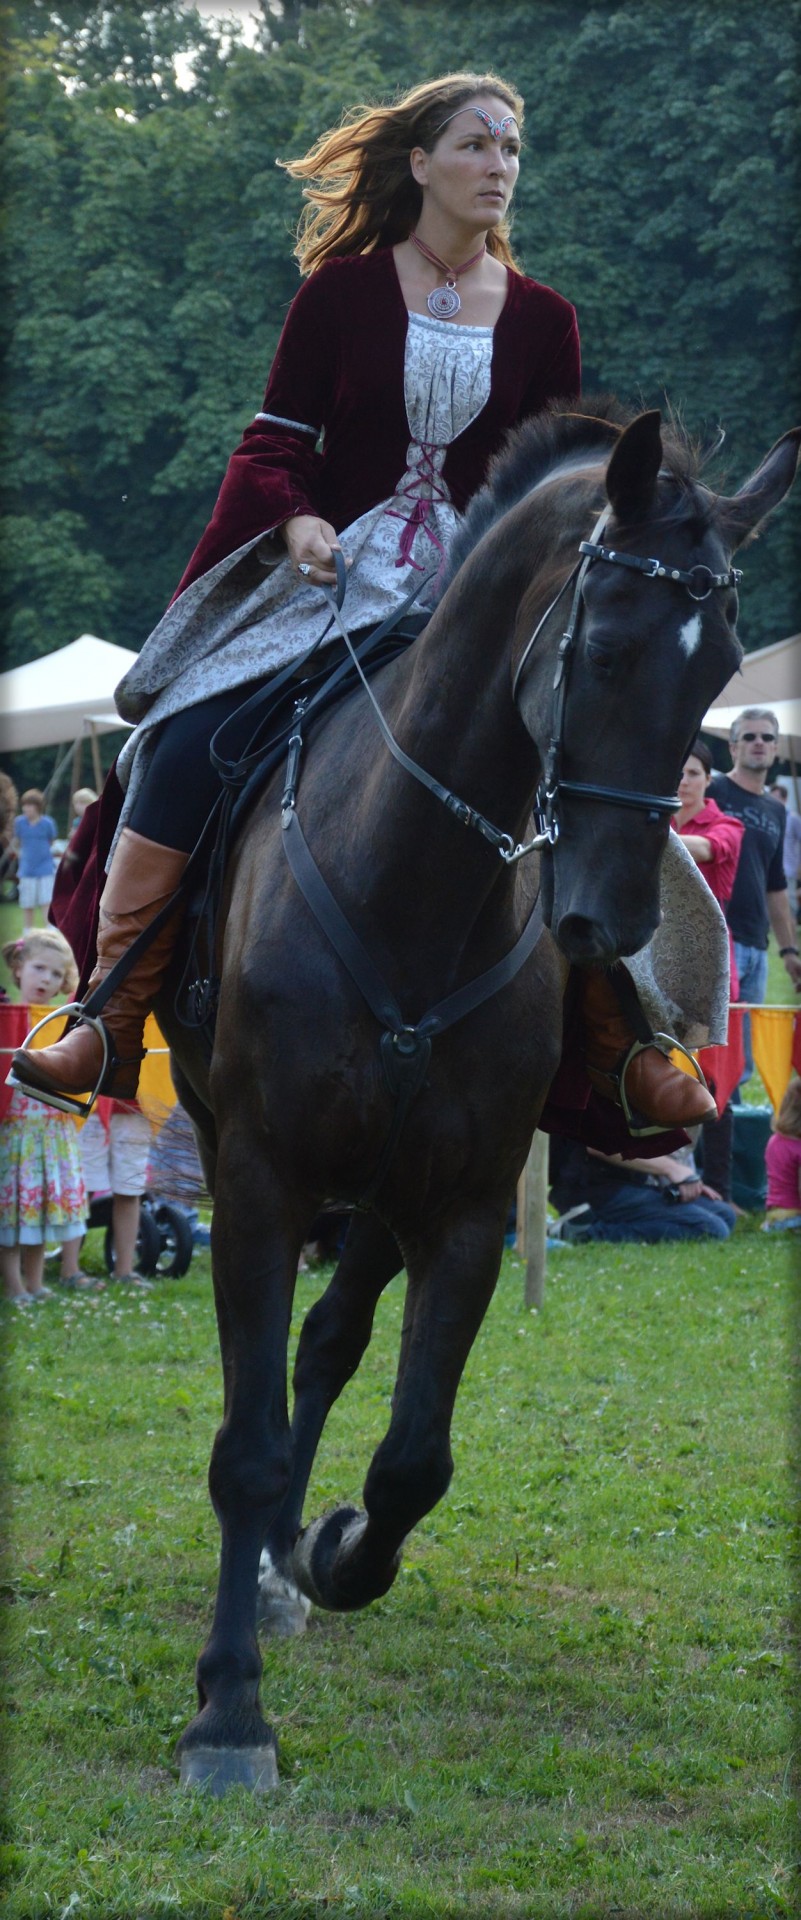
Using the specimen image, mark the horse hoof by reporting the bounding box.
[293,1505,403,1611]
[292,1506,361,1609]
[257,1547,311,1638]
[179,1741,279,1795]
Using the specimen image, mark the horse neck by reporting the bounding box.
[395,495,578,833]
[327,511,569,978]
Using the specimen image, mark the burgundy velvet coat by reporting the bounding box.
[174,248,580,598]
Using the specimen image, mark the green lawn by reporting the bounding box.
[2,1230,796,1920]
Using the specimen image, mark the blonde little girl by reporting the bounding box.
[0,930,87,1301]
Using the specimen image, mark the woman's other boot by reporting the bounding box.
[581,966,717,1129]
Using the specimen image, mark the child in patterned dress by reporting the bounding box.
[0,930,86,1302]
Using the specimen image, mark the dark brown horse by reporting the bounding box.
[158,399,798,1791]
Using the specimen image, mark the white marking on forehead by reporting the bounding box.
[678,613,702,657]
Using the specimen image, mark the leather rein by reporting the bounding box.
[278,519,741,1200]
[304,510,742,869]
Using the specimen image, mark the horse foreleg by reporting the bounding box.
[177,1136,305,1794]
[259,1213,404,1637]
[292,1205,505,1614]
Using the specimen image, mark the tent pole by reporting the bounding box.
[44,734,82,812]
[71,735,83,808]
[88,722,102,792]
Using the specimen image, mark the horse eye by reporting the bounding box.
[586,643,615,672]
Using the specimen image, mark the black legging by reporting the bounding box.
[126,611,428,853]
[126,681,266,852]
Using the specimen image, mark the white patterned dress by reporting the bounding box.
[115,312,494,820]
[0,1090,86,1247]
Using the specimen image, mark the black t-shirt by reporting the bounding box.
[708,775,786,948]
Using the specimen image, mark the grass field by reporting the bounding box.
[2,1226,797,1920]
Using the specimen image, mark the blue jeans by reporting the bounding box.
[732,941,768,1083]
[580,1187,736,1243]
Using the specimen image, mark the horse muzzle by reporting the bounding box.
[543,849,661,966]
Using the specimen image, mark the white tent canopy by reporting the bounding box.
[0,635,137,752]
[710,631,799,709]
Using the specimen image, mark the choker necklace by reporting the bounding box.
[410,230,486,319]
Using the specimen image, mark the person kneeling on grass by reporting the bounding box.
[549,1135,736,1243]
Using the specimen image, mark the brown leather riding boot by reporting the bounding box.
[10,829,188,1104]
[581,966,717,1129]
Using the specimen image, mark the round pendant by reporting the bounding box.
[427,284,461,319]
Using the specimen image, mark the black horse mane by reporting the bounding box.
[436,394,707,603]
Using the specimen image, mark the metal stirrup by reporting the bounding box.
[618,1032,709,1139]
[7,1003,110,1118]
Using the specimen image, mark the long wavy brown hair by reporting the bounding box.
[279,72,524,277]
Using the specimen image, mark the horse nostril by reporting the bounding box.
[556,913,616,964]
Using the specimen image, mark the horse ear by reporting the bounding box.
[605,410,663,522]
[717,428,801,551]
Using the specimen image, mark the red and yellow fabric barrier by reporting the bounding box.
[743,1005,801,1112]
[2,1003,800,1128]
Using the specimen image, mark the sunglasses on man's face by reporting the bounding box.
[740,731,776,743]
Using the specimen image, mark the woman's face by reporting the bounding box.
[677,754,711,815]
[17,949,66,1004]
[411,94,521,233]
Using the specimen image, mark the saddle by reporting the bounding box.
[49,598,427,1031]
[174,607,428,1050]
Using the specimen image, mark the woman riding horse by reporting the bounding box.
[11,69,713,1133]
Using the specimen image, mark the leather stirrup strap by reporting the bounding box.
[604,963,656,1046]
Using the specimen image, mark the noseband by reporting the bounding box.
[511,507,743,858]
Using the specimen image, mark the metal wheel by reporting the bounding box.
[149,1201,195,1278]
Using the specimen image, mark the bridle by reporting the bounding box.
[269,511,743,1196]
[296,504,742,870]
[508,505,743,860]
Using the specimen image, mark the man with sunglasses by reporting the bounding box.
[710,708,801,1082]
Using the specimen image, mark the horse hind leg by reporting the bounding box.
[259,1212,404,1637]
[291,1204,505,1615]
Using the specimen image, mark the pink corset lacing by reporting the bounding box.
[386,439,450,572]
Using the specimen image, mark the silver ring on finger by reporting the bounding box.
[297,562,312,577]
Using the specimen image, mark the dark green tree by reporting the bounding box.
[2,0,798,663]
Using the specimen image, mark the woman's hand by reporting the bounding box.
[280,515,349,586]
